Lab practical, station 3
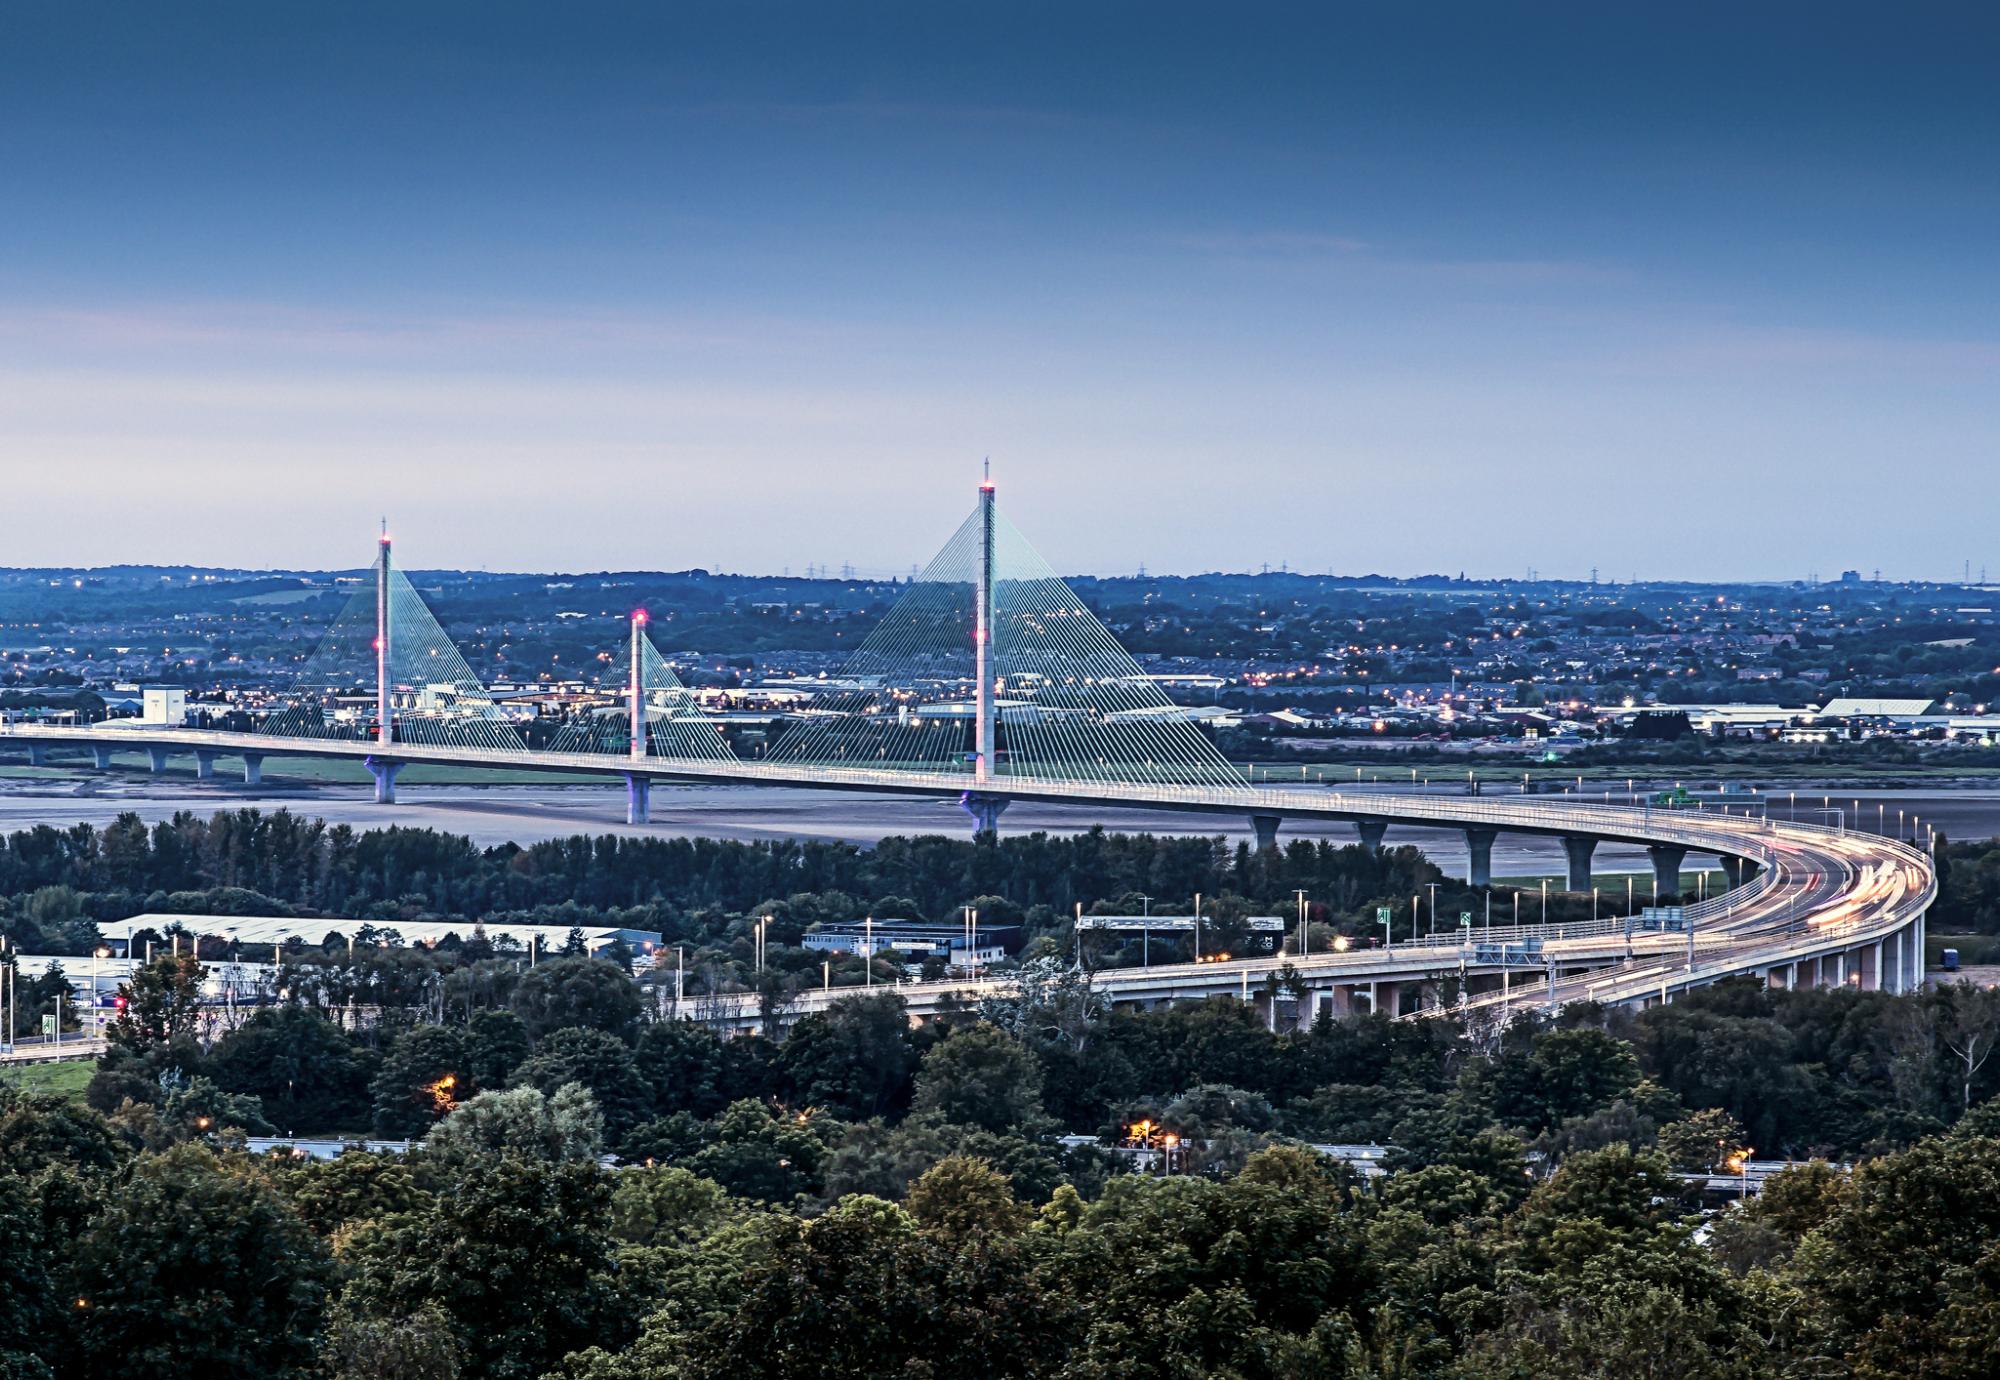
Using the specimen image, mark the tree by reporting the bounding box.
[1487,1026,1642,1133]
[632,1100,827,1204]
[0,1173,57,1380]
[342,1155,625,1380]
[1938,982,2000,1111]
[370,1025,468,1138]
[207,1006,375,1134]
[463,1008,532,1091]
[777,993,918,1120]
[607,1164,738,1248]
[905,1155,1029,1239]
[507,1026,653,1142]
[159,1074,276,1140]
[1042,1173,1369,1377]
[105,953,205,1051]
[912,1023,1045,1133]
[1786,1133,2000,1369]
[558,1194,1058,1380]
[421,1085,604,1166]
[0,1087,126,1178]
[71,1144,331,1378]
[634,1020,728,1118]
[1506,1144,1695,1275]
[979,957,1106,1052]
[1656,1108,1749,1173]
[510,957,643,1041]
[323,1301,463,1380]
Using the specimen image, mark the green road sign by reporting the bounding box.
[1459,912,1473,925]
[1376,907,1392,923]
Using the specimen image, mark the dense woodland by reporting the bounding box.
[7,957,2000,1377]
[7,815,2000,1377]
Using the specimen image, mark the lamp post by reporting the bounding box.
[1293,890,1308,957]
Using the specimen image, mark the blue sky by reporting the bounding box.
[2,2,1994,579]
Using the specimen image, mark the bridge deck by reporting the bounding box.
[0,723,1934,1026]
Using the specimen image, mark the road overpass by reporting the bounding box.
[0,722,1934,1028]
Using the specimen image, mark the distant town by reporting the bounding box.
[5,564,1996,763]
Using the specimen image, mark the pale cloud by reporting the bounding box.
[1151,228,1628,286]
[0,302,885,367]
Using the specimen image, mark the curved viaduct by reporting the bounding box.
[0,725,1935,1027]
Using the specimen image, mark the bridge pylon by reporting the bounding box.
[764,473,1249,824]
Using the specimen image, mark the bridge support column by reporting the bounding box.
[194,750,217,780]
[624,773,651,827]
[1355,818,1387,854]
[1375,980,1401,1017]
[91,745,114,770]
[1464,828,1497,888]
[242,753,264,787]
[1250,813,1282,852]
[25,743,48,767]
[1647,844,1687,900]
[1561,835,1597,892]
[1718,856,1760,889]
[959,792,1008,838]
[365,756,403,806]
[146,746,170,774]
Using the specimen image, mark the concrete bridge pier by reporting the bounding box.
[1250,813,1282,851]
[1464,827,1498,887]
[365,757,403,806]
[624,773,651,827]
[1718,855,1761,889]
[25,742,49,767]
[1562,835,1597,892]
[194,749,218,780]
[1647,844,1687,900]
[242,753,264,787]
[91,745,115,770]
[960,792,1008,837]
[146,745,170,774]
[1355,818,1388,853]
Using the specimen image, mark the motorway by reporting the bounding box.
[0,724,1938,1027]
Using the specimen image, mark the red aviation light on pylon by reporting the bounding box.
[633,609,649,625]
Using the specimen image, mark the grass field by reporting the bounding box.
[0,1059,93,1102]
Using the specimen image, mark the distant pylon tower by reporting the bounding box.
[629,610,647,761]
[974,467,996,785]
[375,523,392,745]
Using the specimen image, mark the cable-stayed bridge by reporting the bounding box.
[0,481,1935,1017]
